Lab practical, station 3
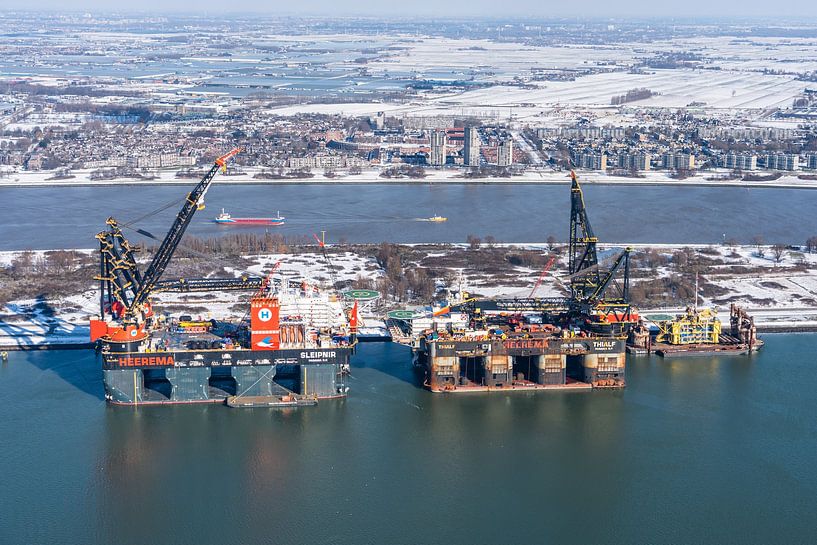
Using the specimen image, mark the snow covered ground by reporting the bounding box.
[2,243,817,350]
[0,251,381,349]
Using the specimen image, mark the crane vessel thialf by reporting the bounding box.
[404,171,638,392]
[90,149,356,406]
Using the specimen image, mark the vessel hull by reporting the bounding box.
[414,336,626,392]
[101,346,351,405]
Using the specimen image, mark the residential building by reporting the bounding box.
[577,152,607,170]
[617,152,651,171]
[287,155,365,169]
[429,130,447,167]
[662,152,695,171]
[764,153,799,171]
[464,126,481,166]
[719,153,757,171]
[497,138,513,167]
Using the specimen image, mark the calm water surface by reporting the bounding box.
[1,336,816,545]
[1,183,816,249]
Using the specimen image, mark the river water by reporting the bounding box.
[2,337,816,545]
[2,183,816,249]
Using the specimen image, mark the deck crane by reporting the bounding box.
[572,248,636,334]
[528,254,557,298]
[567,169,601,301]
[454,171,636,335]
[93,148,240,338]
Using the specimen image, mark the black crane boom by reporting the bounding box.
[123,148,240,320]
[567,170,600,300]
[587,248,630,303]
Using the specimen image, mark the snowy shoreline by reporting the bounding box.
[3,168,817,191]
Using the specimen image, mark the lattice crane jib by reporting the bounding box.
[96,148,241,324]
[568,170,600,299]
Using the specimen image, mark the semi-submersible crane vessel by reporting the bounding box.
[90,149,355,406]
[410,171,638,392]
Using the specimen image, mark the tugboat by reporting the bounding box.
[427,214,447,222]
[214,209,285,225]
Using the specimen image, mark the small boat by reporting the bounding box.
[214,209,285,226]
[427,214,447,222]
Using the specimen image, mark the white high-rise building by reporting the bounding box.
[429,130,447,167]
[497,138,513,167]
[464,126,481,166]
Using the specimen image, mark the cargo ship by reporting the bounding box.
[214,208,285,225]
[91,149,355,407]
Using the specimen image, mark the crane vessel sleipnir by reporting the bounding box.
[90,149,356,406]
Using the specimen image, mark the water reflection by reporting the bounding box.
[5,337,815,545]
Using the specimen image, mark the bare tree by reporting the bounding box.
[466,235,481,250]
[546,235,557,251]
[806,236,817,253]
[484,235,496,248]
[751,235,765,258]
[11,250,35,275]
[772,244,787,265]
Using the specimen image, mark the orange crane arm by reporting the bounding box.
[529,255,556,298]
[215,147,241,171]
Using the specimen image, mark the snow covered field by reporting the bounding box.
[265,68,807,122]
[261,34,812,122]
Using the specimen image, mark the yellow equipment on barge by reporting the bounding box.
[655,307,721,345]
